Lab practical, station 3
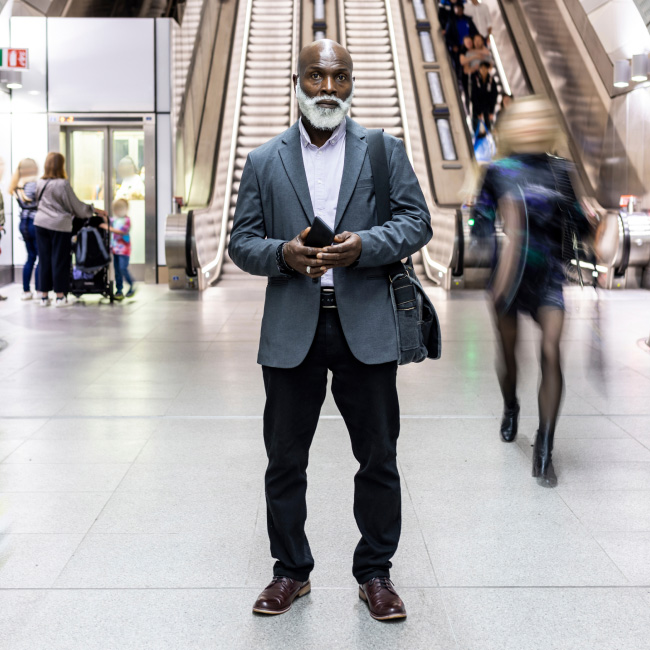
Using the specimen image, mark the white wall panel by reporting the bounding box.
[0,1,12,44]
[0,113,12,267]
[47,18,155,113]
[10,17,47,113]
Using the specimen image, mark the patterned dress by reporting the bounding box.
[472,153,590,317]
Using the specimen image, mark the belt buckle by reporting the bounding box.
[321,288,336,309]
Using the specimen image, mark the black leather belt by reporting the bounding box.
[320,288,337,309]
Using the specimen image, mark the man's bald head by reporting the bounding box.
[297,39,353,78]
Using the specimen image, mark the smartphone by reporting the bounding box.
[303,216,335,248]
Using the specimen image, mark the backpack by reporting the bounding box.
[75,225,110,274]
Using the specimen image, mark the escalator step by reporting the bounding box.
[242,96,290,106]
[352,106,401,117]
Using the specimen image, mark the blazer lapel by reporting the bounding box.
[334,117,368,230]
[278,122,314,225]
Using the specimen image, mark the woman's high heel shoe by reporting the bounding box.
[500,400,520,442]
[532,426,557,487]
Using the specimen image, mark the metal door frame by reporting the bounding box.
[48,113,157,283]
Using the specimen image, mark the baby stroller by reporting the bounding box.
[69,214,115,303]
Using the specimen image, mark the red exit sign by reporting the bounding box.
[0,49,29,70]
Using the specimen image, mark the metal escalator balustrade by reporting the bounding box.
[220,0,299,280]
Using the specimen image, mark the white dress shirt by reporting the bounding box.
[298,117,347,287]
[464,1,492,37]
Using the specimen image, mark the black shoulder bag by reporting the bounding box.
[366,129,441,364]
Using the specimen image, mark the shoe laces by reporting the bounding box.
[269,576,295,595]
[371,576,397,595]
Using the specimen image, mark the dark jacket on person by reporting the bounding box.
[228,116,433,369]
[471,71,498,120]
[445,13,478,49]
[472,153,590,295]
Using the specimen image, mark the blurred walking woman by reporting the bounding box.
[34,152,107,307]
[9,158,40,300]
[472,97,593,487]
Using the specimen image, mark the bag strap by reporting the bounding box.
[366,129,412,278]
[367,130,416,277]
[35,179,51,207]
[366,129,391,226]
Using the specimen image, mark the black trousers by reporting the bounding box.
[35,226,71,294]
[262,307,401,584]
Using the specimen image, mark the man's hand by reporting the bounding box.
[316,231,362,268]
[282,227,329,278]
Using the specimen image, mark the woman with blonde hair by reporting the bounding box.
[472,96,594,486]
[34,152,107,307]
[9,158,40,300]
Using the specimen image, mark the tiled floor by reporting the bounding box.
[1,279,649,649]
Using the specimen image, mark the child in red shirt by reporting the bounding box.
[106,198,135,299]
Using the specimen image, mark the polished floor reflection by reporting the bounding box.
[1,280,649,649]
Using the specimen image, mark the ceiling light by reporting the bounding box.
[6,82,22,89]
[613,59,631,88]
[631,53,648,82]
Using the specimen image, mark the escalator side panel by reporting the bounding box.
[186,0,239,207]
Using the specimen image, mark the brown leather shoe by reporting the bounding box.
[252,576,311,615]
[359,577,407,621]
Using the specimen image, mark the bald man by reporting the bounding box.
[229,40,432,621]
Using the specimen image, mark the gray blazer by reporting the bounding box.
[228,117,433,368]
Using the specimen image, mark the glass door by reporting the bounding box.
[110,129,146,265]
[58,118,155,282]
[68,129,106,211]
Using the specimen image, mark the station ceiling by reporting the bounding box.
[11,0,184,19]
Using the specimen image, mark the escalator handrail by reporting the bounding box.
[385,0,413,161]
[185,210,196,277]
[453,208,464,276]
[615,212,631,277]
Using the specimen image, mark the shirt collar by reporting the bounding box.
[299,117,347,149]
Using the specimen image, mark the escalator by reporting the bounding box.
[219,0,299,280]
[173,0,300,287]
[167,0,478,289]
[339,0,405,139]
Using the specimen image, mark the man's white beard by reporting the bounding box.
[296,80,354,131]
